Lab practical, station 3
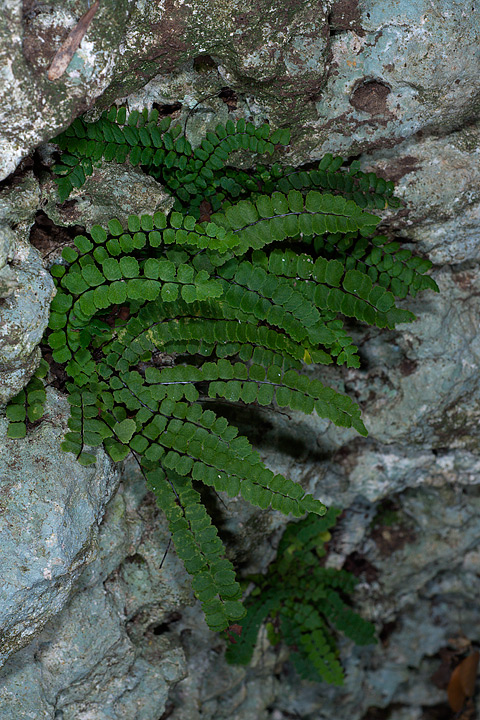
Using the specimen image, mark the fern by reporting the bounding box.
[6,106,438,633]
[225,509,376,685]
[6,359,49,438]
[51,108,289,208]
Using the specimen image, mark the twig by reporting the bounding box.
[47,0,100,81]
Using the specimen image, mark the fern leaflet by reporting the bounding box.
[6,107,438,632]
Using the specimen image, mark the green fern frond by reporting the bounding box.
[267,154,401,211]
[52,109,290,205]
[6,359,49,438]
[309,232,439,299]
[6,106,438,633]
[146,468,244,630]
[225,510,376,683]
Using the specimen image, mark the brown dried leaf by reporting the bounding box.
[47,0,100,81]
[447,651,479,712]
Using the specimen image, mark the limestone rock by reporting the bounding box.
[0,583,186,720]
[0,457,187,719]
[1,0,480,718]
[40,162,174,232]
[362,121,480,264]
[2,0,127,180]
[0,171,53,404]
[4,0,480,181]
[0,389,118,668]
[313,0,480,156]
[0,231,54,405]
[0,171,40,227]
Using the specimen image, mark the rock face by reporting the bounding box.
[0,174,54,404]
[40,162,174,233]
[0,390,118,669]
[1,1,480,719]
[3,0,480,179]
[0,458,187,719]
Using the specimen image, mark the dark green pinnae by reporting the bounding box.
[6,359,49,439]
[225,509,377,685]
[6,106,438,633]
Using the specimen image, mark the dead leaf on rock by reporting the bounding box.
[447,651,479,713]
[47,0,100,81]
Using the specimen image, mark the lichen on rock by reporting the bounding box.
[0,389,118,669]
[2,0,480,718]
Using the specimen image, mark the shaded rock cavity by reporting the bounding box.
[350,79,392,116]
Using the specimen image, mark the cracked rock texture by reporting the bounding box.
[3,0,480,179]
[40,162,174,233]
[1,0,480,718]
[0,390,118,670]
[0,458,186,719]
[0,173,54,404]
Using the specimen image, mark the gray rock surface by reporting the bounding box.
[363,120,480,264]
[1,0,480,718]
[0,389,118,668]
[41,162,174,233]
[0,171,40,227]
[0,172,54,403]
[314,0,480,156]
[0,459,187,720]
[2,0,126,180]
[4,0,480,180]
[0,232,54,404]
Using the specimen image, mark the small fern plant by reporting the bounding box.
[225,508,376,684]
[6,106,438,632]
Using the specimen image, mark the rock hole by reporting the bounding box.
[342,153,362,168]
[124,553,146,565]
[0,155,34,191]
[149,611,182,635]
[157,702,175,720]
[218,87,238,110]
[420,703,455,720]
[327,12,338,36]
[350,80,391,115]
[152,101,183,117]
[399,358,417,377]
[29,211,84,260]
[342,551,379,582]
[193,54,217,73]
[379,620,398,646]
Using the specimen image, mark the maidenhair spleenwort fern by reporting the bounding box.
[6,106,438,633]
[225,508,376,684]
